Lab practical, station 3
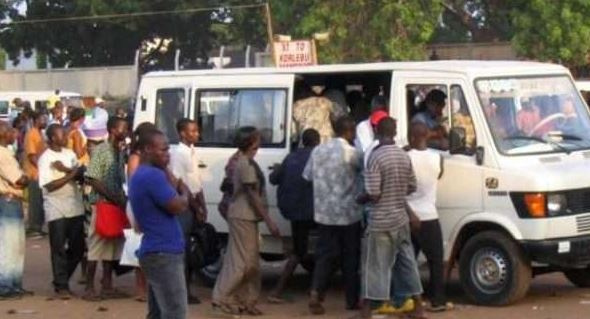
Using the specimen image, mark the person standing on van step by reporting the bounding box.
[267,128,321,303]
[129,128,191,319]
[82,116,129,301]
[0,121,31,300]
[406,122,453,313]
[38,124,86,299]
[212,127,281,316]
[303,116,363,315]
[292,83,339,144]
[411,89,449,150]
[355,95,388,154]
[355,117,427,319]
[169,118,208,305]
[23,111,48,238]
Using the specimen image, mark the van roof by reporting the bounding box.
[0,91,81,97]
[143,60,568,79]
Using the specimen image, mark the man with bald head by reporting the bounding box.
[0,122,31,299]
[406,121,450,312]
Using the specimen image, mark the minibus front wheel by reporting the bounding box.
[459,230,532,306]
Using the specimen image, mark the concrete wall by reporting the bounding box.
[0,65,138,98]
[427,42,518,60]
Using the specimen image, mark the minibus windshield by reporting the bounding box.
[475,75,590,155]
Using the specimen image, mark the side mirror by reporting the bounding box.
[449,127,467,155]
[476,146,484,166]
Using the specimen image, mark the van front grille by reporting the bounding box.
[577,215,590,234]
[565,188,590,214]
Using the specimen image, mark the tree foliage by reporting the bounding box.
[511,0,590,67]
[289,0,443,63]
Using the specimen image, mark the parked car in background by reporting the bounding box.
[0,91,82,121]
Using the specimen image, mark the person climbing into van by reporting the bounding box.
[407,122,453,313]
[412,89,449,150]
[292,82,339,144]
[303,116,362,315]
[267,128,320,304]
[355,95,388,154]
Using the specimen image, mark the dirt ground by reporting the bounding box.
[1,238,590,319]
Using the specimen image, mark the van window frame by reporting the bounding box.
[155,87,187,145]
[194,87,289,148]
[450,83,478,155]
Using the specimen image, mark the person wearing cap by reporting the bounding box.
[354,96,388,154]
[82,98,109,155]
[362,110,389,168]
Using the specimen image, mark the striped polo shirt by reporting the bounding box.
[365,143,417,232]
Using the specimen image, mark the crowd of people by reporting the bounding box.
[0,87,455,319]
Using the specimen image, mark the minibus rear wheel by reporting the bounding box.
[563,267,590,287]
[459,230,532,306]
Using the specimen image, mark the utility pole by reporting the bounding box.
[264,2,275,66]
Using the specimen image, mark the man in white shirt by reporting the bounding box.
[406,122,451,312]
[355,95,388,154]
[39,124,85,299]
[169,118,208,304]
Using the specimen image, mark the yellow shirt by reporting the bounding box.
[23,127,46,180]
[0,146,24,197]
[67,128,90,165]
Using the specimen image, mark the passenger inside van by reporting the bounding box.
[292,82,337,144]
[411,89,449,150]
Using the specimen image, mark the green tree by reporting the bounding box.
[0,0,266,70]
[290,0,443,63]
[511,0,590,67]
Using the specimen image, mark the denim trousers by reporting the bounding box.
[0,197,25,295]
[140,253,187,319]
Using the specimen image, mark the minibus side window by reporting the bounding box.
[196,89,287,147]
[450,85,477,153]
[155,88,185,144]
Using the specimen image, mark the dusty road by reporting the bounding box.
[0,238,589,318]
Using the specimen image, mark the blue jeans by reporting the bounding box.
[0,198,25,295]
[140,253,187,319]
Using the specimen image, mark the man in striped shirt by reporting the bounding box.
[356,117,426,319]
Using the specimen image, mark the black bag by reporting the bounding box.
[187,223,221,270]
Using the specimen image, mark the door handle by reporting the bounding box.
[198,162,207,168]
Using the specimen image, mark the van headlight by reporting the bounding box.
[547,194,568,216]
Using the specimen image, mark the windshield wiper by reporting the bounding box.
[547,132,583,141]
[503,135,571,154]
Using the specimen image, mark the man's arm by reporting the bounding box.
[161,179,189,215]
[44,168,79,193]
[86,178,125,207]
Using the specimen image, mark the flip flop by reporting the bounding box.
[267,295,286,304]
[81,291,102,302]
[212,302,241,316]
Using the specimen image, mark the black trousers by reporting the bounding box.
[312,222,361,308]
[412,219,446,306]
[291,220,316,261]
[48,215,85,291]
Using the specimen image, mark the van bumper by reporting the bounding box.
[521,235,590,268]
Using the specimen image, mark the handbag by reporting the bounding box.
[95,200,129,238]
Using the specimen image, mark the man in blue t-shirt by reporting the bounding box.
[129,129,190,319]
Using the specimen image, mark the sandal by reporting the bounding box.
[267,295,286,304]
[308,300,325,315]
[81,290,102,302]
[100,288,128,299]
[212,302,241,316]
[240,305,263,316]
